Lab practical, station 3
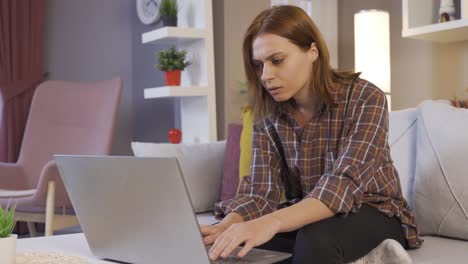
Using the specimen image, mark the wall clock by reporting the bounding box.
[136,0,161,25]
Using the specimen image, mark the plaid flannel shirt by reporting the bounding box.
[215,78,422,249]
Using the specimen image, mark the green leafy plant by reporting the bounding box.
[0,204,16,238]
[156,45,191,71]
[239,81,248,95]
[159,0,178,17]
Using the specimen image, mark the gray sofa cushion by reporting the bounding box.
[409,236,468,263]
[413,101,468,239]
[131,141,226,213]
[388,108,418,209]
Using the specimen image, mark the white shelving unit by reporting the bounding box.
[402,0,468,43]
[142,0,217,143]
[144,86,209,98]
[142,27,207,44]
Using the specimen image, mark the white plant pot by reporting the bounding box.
[0,234,17,264]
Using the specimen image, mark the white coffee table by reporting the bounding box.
[17,213,218,263]
[17,233,107,263]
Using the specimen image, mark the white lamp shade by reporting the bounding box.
[354,10,391,94]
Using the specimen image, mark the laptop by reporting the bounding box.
[54,155,292,264]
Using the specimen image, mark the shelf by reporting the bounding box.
[144,86,209,98]
[139,0,217,143]
[403,19,468,43]
[142,27,206,44]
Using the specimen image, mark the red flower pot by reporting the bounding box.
[164,70,181,86]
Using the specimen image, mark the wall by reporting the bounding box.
[213,0,270,139]
[130,10,178,144]
[46,0,178,153]
[45,0,133,155]
[310,0,339,68]
[338,0,468,110]
[431,41,468,101]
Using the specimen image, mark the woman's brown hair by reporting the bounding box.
[243,5,358,120]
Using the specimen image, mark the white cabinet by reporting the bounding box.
[142,0,217,143]
[402,0,468,42]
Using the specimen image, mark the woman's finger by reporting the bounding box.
[203,234,219,245]
[209,235,231,260]
[237,240,254,258]
[221,236,244,258]
[199,225,216,235]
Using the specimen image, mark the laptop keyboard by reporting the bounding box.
[207,246,253,264]
[206,245,290,263]
[213,257,251,264]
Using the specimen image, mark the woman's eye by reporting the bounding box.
[254,62,263,70]
[272,58,283,65]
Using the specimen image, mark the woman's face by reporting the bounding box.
[252,33,318,103]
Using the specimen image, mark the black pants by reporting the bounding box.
[257,204,407,264]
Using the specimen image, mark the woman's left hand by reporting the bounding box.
[208,215,281,261]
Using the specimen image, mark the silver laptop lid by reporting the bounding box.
[55,155,210,264]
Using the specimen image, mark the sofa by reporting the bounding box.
[132,100,468,263]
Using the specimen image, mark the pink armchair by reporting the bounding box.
[0,78,122,236]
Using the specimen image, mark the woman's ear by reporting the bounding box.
[308,43,319,62]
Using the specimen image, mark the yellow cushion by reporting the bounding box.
[238,106,254,192]
[238,106,287,202]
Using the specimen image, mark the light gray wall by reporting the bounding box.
[45,0,133,155]
[213,0,226,139]
[338,0,468,110]
[46,0,178,154]
[130,9,178,144]
[213,0,270,139]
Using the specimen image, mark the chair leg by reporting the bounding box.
[45,181,56,236]
[26,222,37,237]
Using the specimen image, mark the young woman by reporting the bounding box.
[201,5,421,264]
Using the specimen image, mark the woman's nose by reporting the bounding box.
[261,64,274,82]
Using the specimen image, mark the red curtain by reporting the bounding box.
[0,0,46,162]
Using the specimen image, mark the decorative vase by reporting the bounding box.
[161,15,177,27]
[168,128,182,144]
[0,234,17,264]
[165,70,181,86]
[439,0,456,22]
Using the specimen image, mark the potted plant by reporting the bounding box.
[0,204,17,264]
[156,45,191,86]
[160,0,178,26]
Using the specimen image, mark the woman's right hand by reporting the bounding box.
[199,212,244,245]
[200,223,229,245]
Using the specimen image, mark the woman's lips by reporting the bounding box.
[268,86,282,95]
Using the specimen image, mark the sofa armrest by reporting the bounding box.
[196,212,218,225]
[388,108,418,208]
